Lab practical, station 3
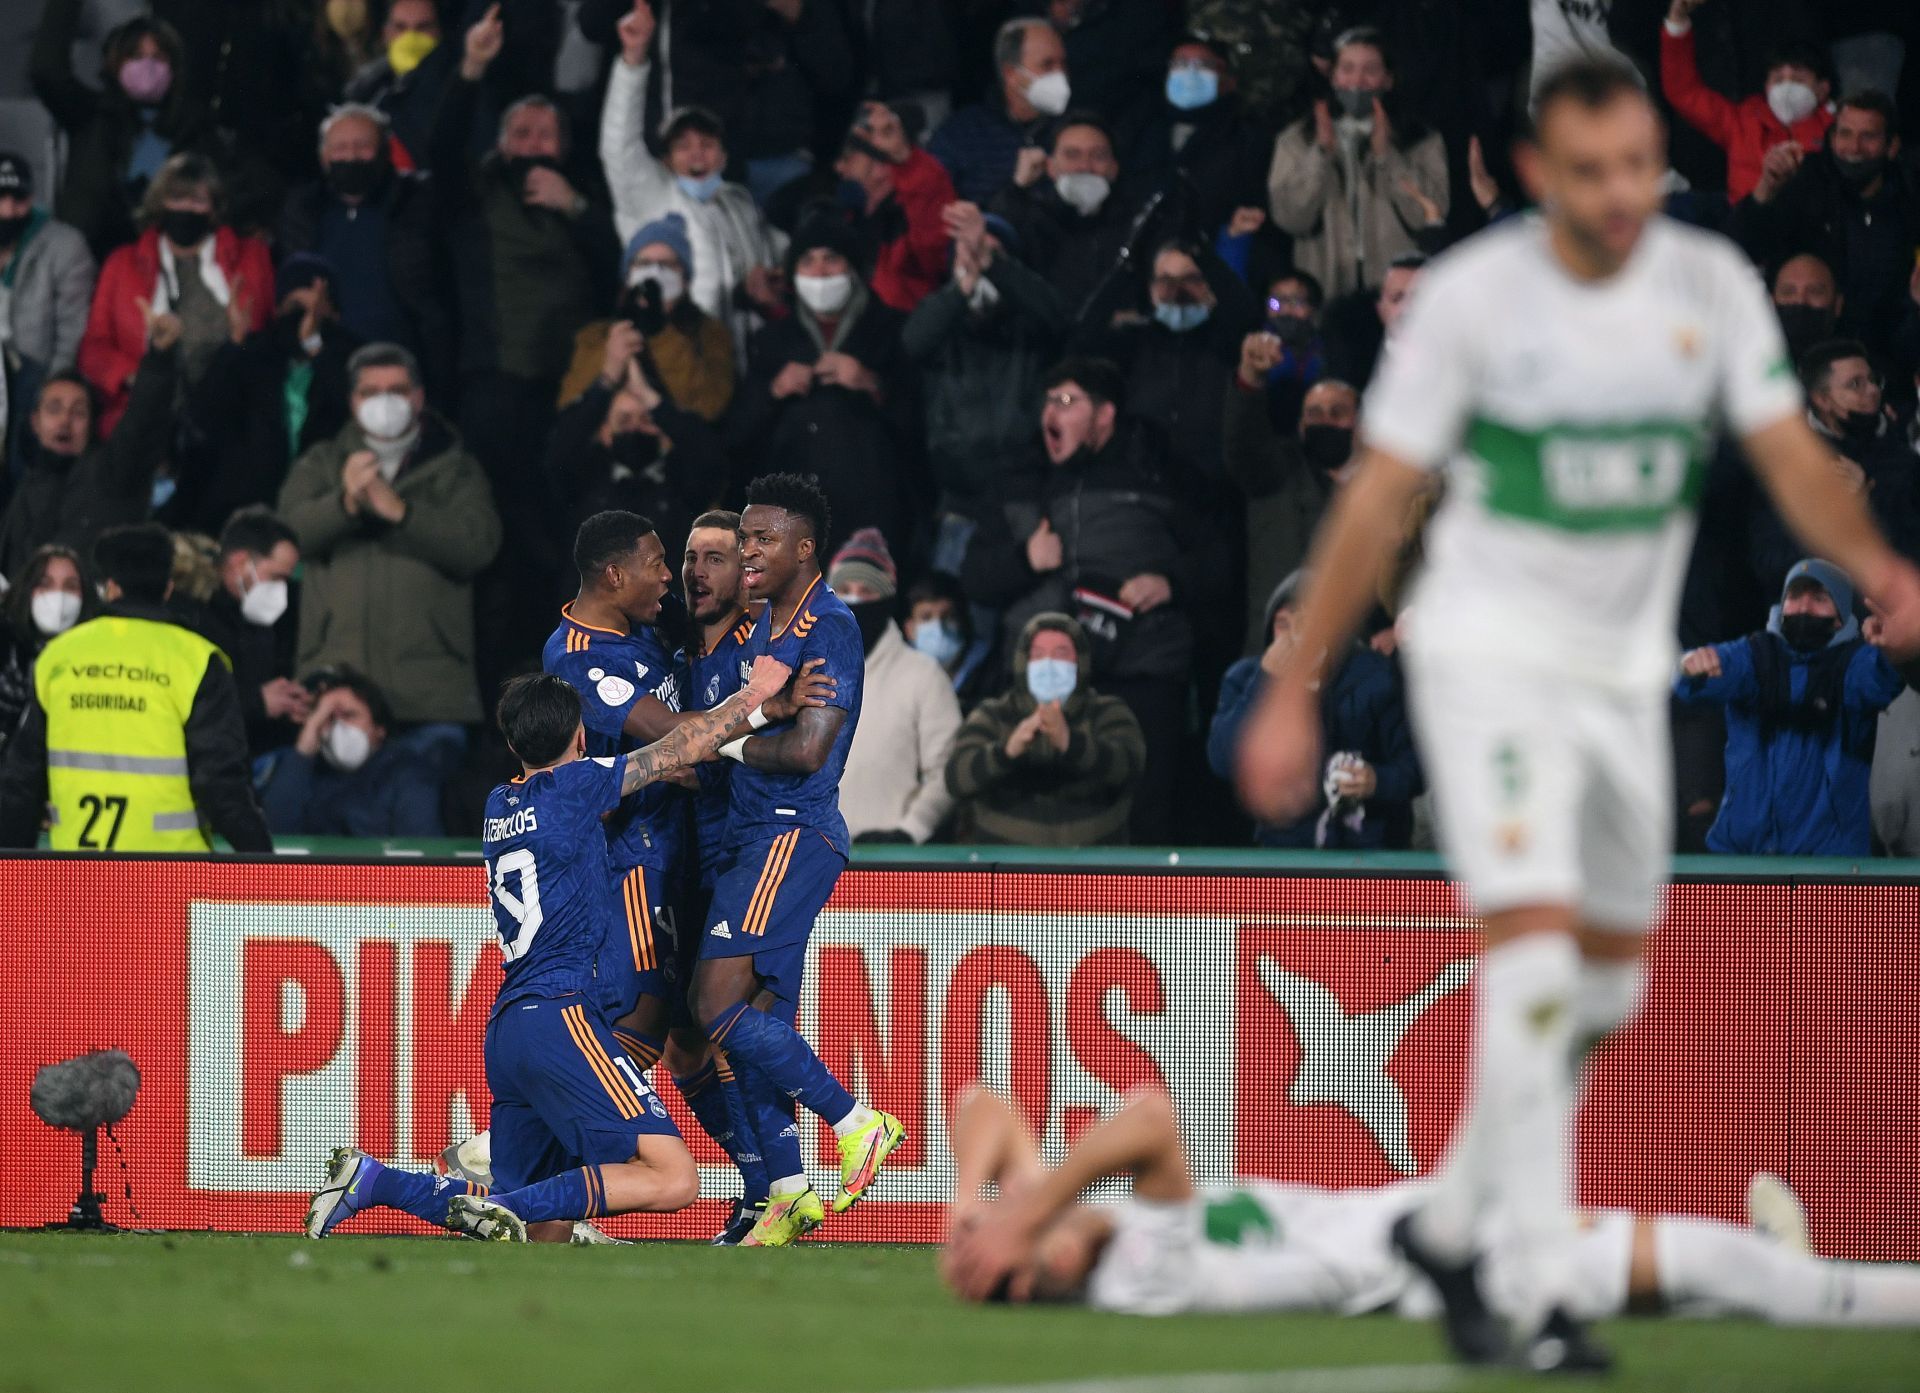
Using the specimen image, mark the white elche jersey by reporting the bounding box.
[1366,214,1803,694]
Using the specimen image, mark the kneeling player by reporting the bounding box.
[305,657,789,1242]
[941,1087,1920,1329]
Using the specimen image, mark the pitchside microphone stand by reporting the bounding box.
[57,1125,117,1232]
[30,1049,141,1232]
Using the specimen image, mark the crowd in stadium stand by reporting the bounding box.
[0,0,1918,852]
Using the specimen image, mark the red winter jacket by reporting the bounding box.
[869,147,958,314]
[78,225,274,437]
[1661,24,1833,203]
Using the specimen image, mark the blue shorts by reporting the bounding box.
[592,862,673,1020]
[699,829,844,1004]
[484,992,679,1191]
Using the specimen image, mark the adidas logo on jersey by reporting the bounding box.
[711,921,732,939]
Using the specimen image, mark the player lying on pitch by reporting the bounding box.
[940,1086,1920,1331]
[306,655,793,1242]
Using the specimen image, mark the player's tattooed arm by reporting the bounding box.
[621,657,791,794]
[737,702,848,774]
[618,660,833,744]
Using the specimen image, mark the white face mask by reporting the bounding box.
[1054,171,1110,216]
[355,391,415,440]
[1767,79,1819,127]
[965,274,1002,313]
[795,272,855,316]
[628,263,686,304]
[30,589,81,636]
[1023,68,1071,116]
[240,571,289,627]
[321,718,373,772]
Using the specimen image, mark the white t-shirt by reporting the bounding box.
[1085,1182,1425,1316]
[1365,214,1801,693]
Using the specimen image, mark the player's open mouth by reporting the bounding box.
[743,566,764,589]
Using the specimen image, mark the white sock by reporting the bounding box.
[1418,933,1580,1324]
[1573,958,1643,1055]
[831,1102,875,1138]
[768,1173,809,1199]
[1656,1217,1920,1325]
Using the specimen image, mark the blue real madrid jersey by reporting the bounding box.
[687,607,755,883]
[542,602,687,874]
[482,756,626,1008]
[728,576,863,855]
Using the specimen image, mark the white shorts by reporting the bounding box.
[1481,1210,1636,1324]
[1404,653,1671,929]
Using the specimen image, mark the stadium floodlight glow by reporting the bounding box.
[30,1049,140,1232]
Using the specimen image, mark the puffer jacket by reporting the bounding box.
[274,412,503,724]
[945,612,1145,846]
[2,212,96,374]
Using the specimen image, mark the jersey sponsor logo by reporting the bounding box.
[68,661,173,685]
[710,920,732,939]
[634,662,650,681]
[596,674,637,706]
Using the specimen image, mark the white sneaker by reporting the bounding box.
[436,1132,494,1190]
[569,1221,630,1246]
[448,1194,527,1242]
[1746,1172,1811,1254]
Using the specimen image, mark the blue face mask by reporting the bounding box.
[675,171,724,203]
[149,475,178,511]
[1154,301,1210,333]
[1165,66,1220,112]
[912,620,965,668]
[1026,656,1078,704]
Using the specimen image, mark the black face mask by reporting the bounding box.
[1840,409,1883,442]
[848,599,892,653]
[607,431,660,477]
[1775,302,1836,358]
[1300,424,1353,473]
[160,208,211,246]
[504,154,561,188]
[1781,613,1841,652]
[326,157,386,201]
[271,307,311,356]
[1269,312,1315,348]
[1833,153,1885,188]
[0,212,27,246]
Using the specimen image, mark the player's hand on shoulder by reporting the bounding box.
[763,655,836,720]
[1679,646,1721,679]
[744,655,793,704]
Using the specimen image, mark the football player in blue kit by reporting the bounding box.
[305,654,791,1241]
[691,473,906,1247]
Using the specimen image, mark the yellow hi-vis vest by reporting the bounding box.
[34,614,225,852]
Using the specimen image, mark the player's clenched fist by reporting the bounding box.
[1679,647,1721,679]
[1235,677,1323,825]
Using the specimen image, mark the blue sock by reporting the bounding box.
[365,1160,475,1226]
[674,1057,768,1204]
[492,1166,603,1223]
[707,1002,857,1126]
[735,1056,804,1184]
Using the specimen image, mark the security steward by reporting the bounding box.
[0,524,271,851]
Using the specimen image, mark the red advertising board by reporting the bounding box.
[6,858,1916,1257]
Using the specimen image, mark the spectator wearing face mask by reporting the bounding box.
[544,319,726,570]
[1729,92,1920,357]
[0,544,97,764]
[1208,570,1420,849]
[0,325,179,583]
[30,4,209,259]
[277,104,455,407]
[1266,28,1447,299]
[341,0,460,170]
[1660,1,1835,204]
[173,254,359,535]
[78,153,274,440]
[903,202,1068,550]
[258,667,445,838]
[1224,341,1360,654]
[276,342,502,741]
[901,571,995,708]
[944,610,1144,846]
[928,18,1071,205]
[559,213,735,419]
[960,356,1224,844]
[0,152,96,447]
[1676,559,1903,856]
[1096,239,1260,482]
[731,216,917,550]
[1119,34,1272,238]
[1771,252,1845,368]
[828,529,961,845]
[834,102,957,314]
[599,1,787,361]
[185,507,309,759]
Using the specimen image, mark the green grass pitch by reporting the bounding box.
[2,1233,1917,1393]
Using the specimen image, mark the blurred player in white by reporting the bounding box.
[941,1087,1920,1329]
[1235,59,1920,1372]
